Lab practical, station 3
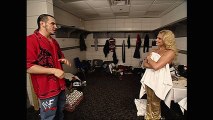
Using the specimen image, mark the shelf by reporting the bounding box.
[55,24,91,38]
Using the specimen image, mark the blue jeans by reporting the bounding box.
[39,90,66,120]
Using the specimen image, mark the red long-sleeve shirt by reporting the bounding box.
[27,31,66,99]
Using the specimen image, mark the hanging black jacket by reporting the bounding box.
[152,40,156,46]
[127,35,130,48]
[103,40,109,57]
[122,40,125,63]
[143,34,149,53]
[80,34,87,51]
[113,51,118,64]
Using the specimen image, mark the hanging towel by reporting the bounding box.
[94,37,98,51]
[139,52,173,100]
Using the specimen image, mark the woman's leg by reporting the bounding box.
[145,85,161,120]
[145,85,152,119]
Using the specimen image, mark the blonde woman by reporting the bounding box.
[141,30,177,120]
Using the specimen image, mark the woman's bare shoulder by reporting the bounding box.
[163,50,175,59]
[165,49,175,54]
[163,50,175,64]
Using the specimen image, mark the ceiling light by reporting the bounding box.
[109,0,130,6]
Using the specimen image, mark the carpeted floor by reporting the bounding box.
[27,69,186,120]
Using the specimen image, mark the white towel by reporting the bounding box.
[139,52,173,100]
[178,97,187,114]
[134,99,147,116]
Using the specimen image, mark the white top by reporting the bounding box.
[139,52,173,100]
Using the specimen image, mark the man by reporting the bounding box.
[27,14,71,120]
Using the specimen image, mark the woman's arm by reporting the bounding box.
[147,50,175,71]
[143,58,151,68]
[142,51,153,68]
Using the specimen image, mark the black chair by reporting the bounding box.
[73,57,86,81]
[92,59,103,71]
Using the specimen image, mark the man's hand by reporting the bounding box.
[58,58,71,67]
[52,68,65,79]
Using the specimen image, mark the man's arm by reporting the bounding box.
[27,65,65,79]
[54,39,72,67]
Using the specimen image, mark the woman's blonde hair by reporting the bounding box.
[159,30,178,59]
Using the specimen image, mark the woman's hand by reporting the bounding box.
[146,53,152,62]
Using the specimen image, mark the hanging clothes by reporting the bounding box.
[143,34,149,53]
[152,40,156,46]
[103,40,109,57]
[113,51,118,64]
[133,34,142,58]
[94,37,98,51]
[122,40,125,63]
[109,37,116,52]
[80,34,87,51]
[127,35,130,48]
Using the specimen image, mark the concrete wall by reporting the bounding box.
[85,18,161,31]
